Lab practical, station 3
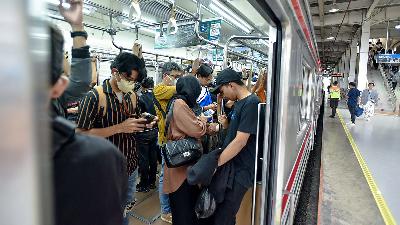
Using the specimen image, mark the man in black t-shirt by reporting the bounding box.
[210,68,260,225]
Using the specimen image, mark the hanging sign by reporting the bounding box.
[155,18,222,49]
[376,54,400,63]
[331,73,343,77]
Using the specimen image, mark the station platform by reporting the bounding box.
[319,105,399,225]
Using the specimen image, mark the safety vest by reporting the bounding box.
[329,86,341,99]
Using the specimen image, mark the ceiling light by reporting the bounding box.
[395,24,400,29]
[326,36,335,40]
[329,8,339,13]
[193,0,253,34]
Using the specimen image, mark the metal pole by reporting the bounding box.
[386,20,389,53]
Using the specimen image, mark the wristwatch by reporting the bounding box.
[71,31,88,39]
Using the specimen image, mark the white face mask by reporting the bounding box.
[117,78,135,93]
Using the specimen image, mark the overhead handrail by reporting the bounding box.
[167,3,178,35]
[193,1,268,68]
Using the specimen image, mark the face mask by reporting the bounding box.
[168,75,177,86]
[117,77,135,93]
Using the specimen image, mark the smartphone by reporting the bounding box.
[141,112,155,123]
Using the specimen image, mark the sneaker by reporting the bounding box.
[161,213,173,224]
[123,201,136,217]
[329,115,335,118]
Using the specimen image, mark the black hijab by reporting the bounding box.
[167,75,202,111]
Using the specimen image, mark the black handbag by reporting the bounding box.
[162,100,202,168]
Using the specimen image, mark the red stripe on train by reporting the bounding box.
[281,125,312,215]
[290,0,318,64]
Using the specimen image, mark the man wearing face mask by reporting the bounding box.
[76,52,155,225]
[153,62,183,224]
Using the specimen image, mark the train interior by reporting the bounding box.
[47,0,276,224]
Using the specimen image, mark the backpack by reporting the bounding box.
[93,85,137,117]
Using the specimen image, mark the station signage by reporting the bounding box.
[154,18,222,49]
[376,54,400,64]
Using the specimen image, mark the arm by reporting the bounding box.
[59,0,92,107]
[218,131,250,166]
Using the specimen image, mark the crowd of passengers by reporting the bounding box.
[50,1,267,225]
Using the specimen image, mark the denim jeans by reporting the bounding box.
[159,159,171,214]
[123,169,138,225]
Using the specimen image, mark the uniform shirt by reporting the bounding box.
[197,86,213,108]
[153,83,176,145]
[223,94,260,188]
[76,79,139,175]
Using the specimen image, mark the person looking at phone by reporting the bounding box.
[135,77,159,193]
[76,51,155,225]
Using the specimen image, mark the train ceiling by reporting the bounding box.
[47,0,270,58]
[309,0,400,68]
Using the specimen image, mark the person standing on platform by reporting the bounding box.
[347,82,361,125]
[329,81,341,118]
[361,82,379,121]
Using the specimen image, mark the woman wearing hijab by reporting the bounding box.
[162,76,218,225]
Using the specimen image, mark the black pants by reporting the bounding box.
[348,105,356,124]
[169,180,202,225]
[202,182,248,225]
[330,98,339,117]
[137,139,158,188]
[393,82,397,90]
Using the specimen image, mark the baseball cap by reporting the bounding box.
[210,68,242,94]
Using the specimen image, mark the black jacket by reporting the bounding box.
[53,116,127,225]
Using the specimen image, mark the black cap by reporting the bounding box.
[210,68,242,94]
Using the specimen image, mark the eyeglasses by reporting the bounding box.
[119,73,136,82]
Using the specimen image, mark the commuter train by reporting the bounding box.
[2,0,324,225]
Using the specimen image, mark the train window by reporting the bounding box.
[300,65,312,123]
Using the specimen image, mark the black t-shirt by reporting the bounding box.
[138,90,157,116]
[223,94,260,188]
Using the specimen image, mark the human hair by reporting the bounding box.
[112,52,147,82]
[141,77,154,89]
[349,82,356,87]
[159,62,182,81]
[196,64,213,78]
[333,81,338,85]
[368,82,375,86]
[50,25,64,85]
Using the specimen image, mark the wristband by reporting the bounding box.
[71,31,88,39]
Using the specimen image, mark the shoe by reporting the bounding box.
[161,213,173,224]
[136,185,150,193]
[329,115,335,118]
[149,183,156,189]
[123,200,136,217]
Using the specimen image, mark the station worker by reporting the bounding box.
[329,81,341,118]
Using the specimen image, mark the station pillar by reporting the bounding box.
[357,21,370,90]
[349,40,357,83]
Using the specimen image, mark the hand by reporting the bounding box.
[205,103,217,111]
[208,123,220,133]
[59,0,83,28]
[117,118,147,133]
[145,116,159,129]
[132,43,143,58]
[218,115,228,129]
[67,107,78,114]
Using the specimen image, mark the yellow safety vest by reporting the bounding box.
[329,86,341,99]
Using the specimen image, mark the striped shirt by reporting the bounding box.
[76,79,138,175]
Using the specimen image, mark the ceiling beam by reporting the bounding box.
[366,0,381,20]
[318,0,325,60]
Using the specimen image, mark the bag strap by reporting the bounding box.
[94,85,107,117]
[164,100,175,137]
[152,93,166,119]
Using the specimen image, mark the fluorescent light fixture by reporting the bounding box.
[47,0,70,8]
[326,36,335,40]
[193,0,253,34]
[395,24,400,29]
[329,8,339,13]
[122,21,156,34]
[122,21,135,28]
[141,27,156,35]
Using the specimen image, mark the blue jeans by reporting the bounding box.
[159,159,171,214]
[123,169,138,225]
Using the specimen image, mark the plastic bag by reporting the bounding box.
[195,188,216,219]
[355,106,364,117]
